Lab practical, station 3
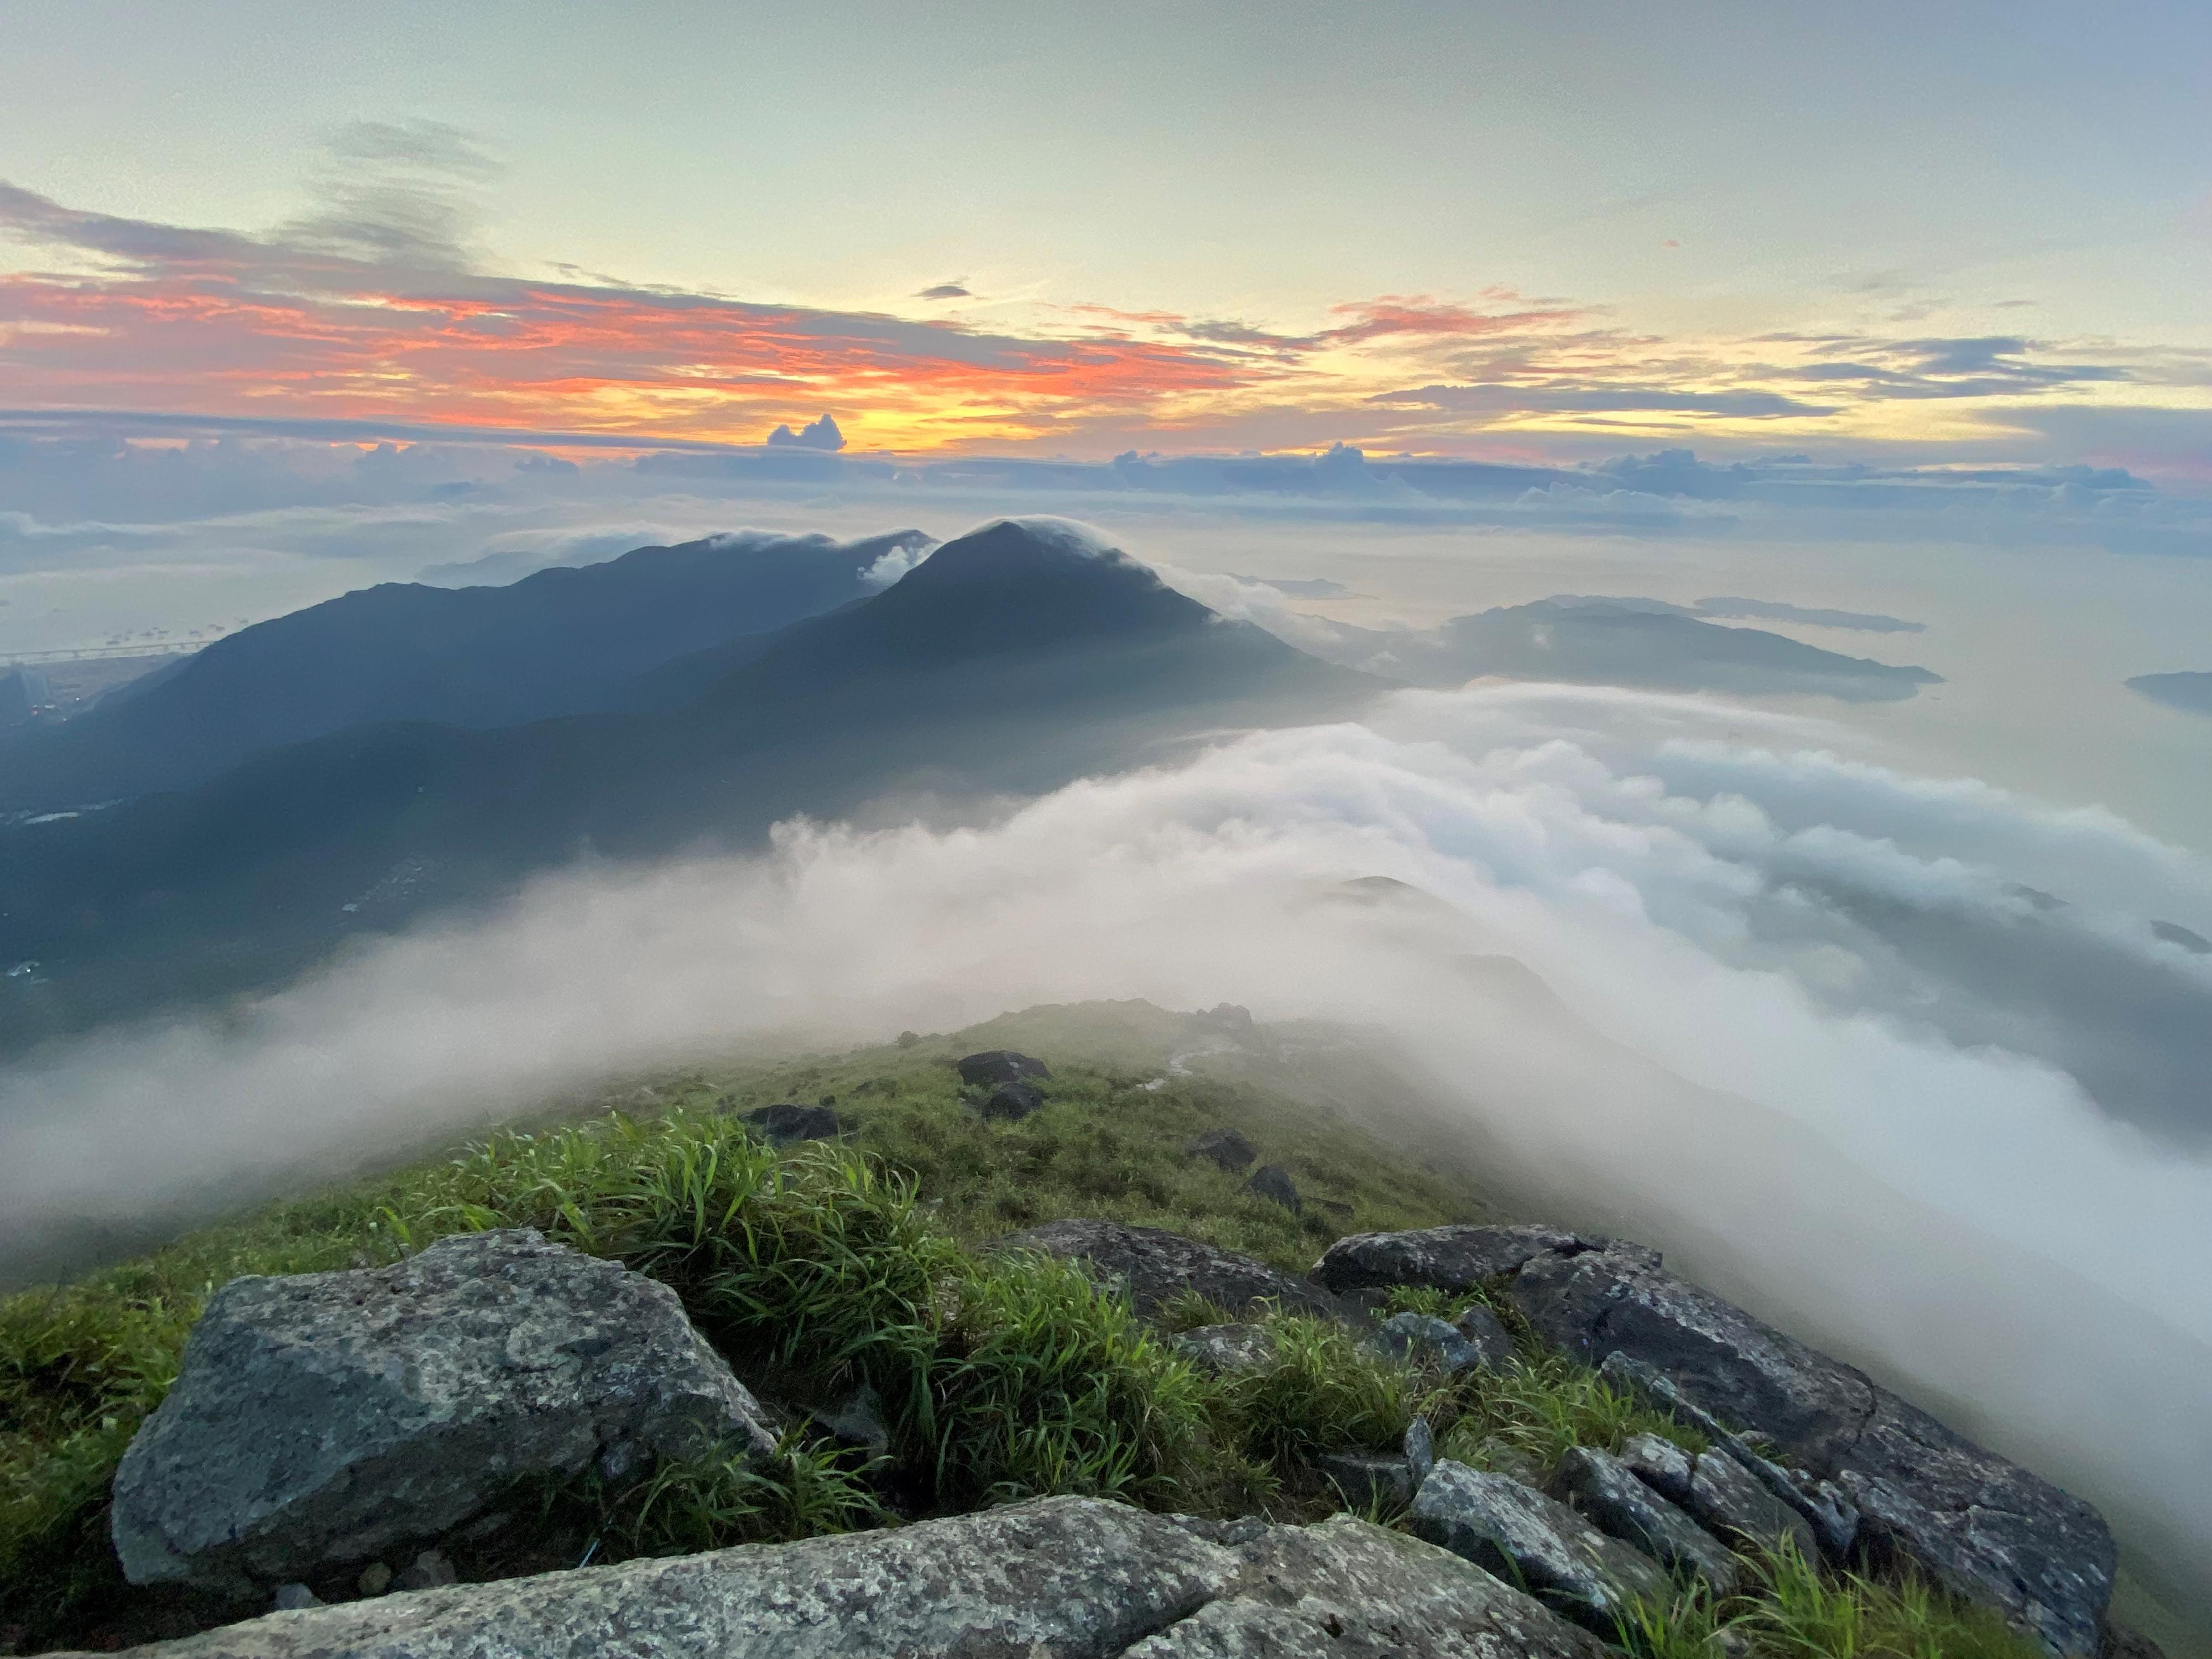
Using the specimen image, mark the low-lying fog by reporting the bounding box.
[3,678,2209,1626]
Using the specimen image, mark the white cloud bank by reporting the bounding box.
[2,684,2209,1619]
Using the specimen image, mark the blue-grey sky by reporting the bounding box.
[2,0,2207,464]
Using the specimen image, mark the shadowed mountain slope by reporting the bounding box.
[0,529,929,815]
[0,520,1371,1044]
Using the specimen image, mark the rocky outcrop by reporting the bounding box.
[1510,1239,2116,1657]
[1311,1224,1626,1295]
[1616,1430,1815,1558]
[1408,1460,1673,1636]
[109,1230,776,1596]
[956,1050,1051,1087]
[1322,1224,2118,1657]
[1455,1302,1519,1369]
[994,1219,1348,1322]
[1183,1128,1257,1172]
[1551,1444,1741,1596]
[78,1497,1608,1659]
[739,1102,841,1145]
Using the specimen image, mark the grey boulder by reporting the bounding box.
[993,1219,1348,1322]
[81,1496,1608,1659]
[1408,1459,1673,1636]
[1550,1444,1740,1597]
[740,1102,841,1145]
[110,1229,775,1595]
[1311,1224,1629,1295]
[1244,1164,1301,1212]
[1312,1451,1415,1511]
[1373,1311,1486,1374]
[1455,1301,1519,1369]
[1511,1240,2115,1657]
[1183,1128,1258,1172]
[978,1081,1045,1120]
[957,1049,1051,1087]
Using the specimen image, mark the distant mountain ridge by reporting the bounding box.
[0,520,1371,1045]
[0,529,930,815]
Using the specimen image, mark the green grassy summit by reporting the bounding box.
[0,1001,2043,1659]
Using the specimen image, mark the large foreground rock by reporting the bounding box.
[994,1219,1348,1321]
[79,1496,1608,1659]
[1408,1459,1673,1635]
[111,1230,775,1594]
[1509,1235,2117,1657]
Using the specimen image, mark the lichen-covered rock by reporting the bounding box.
[1550,1444,1740,1597]
[109,1230,775,1595]
[1310,1224,1635,1295]
[992,1219,1348,1321]
[1408,1459,1673,1635]
[1374,1311,1486,1374]
[1512,1242,2116,1657]
[1128,1512,1612,1659]
[956,1050,1051,1087]
[1171,1323,1277,1375]
[79,1498,1609,1659]
[1183,1128,1258,1172]
[740,1102,841,1145]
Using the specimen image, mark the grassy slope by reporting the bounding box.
[1,1001,2039,1659]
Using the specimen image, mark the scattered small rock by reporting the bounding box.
[1409,1459,1674,1635]
[978,1082,1044,1120]
[1169,1323,1276,1375]
[272,1583,321,1611]
[809,1383,890,1454]
[740,1102,842,1146]
[1245,1164,1301,1212]
[1374,1311,1485,1374]
[957,1050,1050,1088]
[356,1562,392,1597]
[394,1549,458,1593]
[1551,1443,1740,1597]
[1182,1128,1257,1172]
[1454,1302,1518,1369]
[1314,1450,1415,1511]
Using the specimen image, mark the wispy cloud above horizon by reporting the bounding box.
[2,161,2207,470]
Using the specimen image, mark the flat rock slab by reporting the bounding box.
[993,1219,1348,1322]
[1310,1224,1637,1295]
[1551,1443,1740,1597]
[1508,1239,2116,1657]
[77,1498,1608,1659]
[957,1050,1051,1087]
[1617,1431,1816,1559]
[111,1230,774,1595]
[1408,1459,1673,1636]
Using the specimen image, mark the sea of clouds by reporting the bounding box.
[2,681,2207,1620]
